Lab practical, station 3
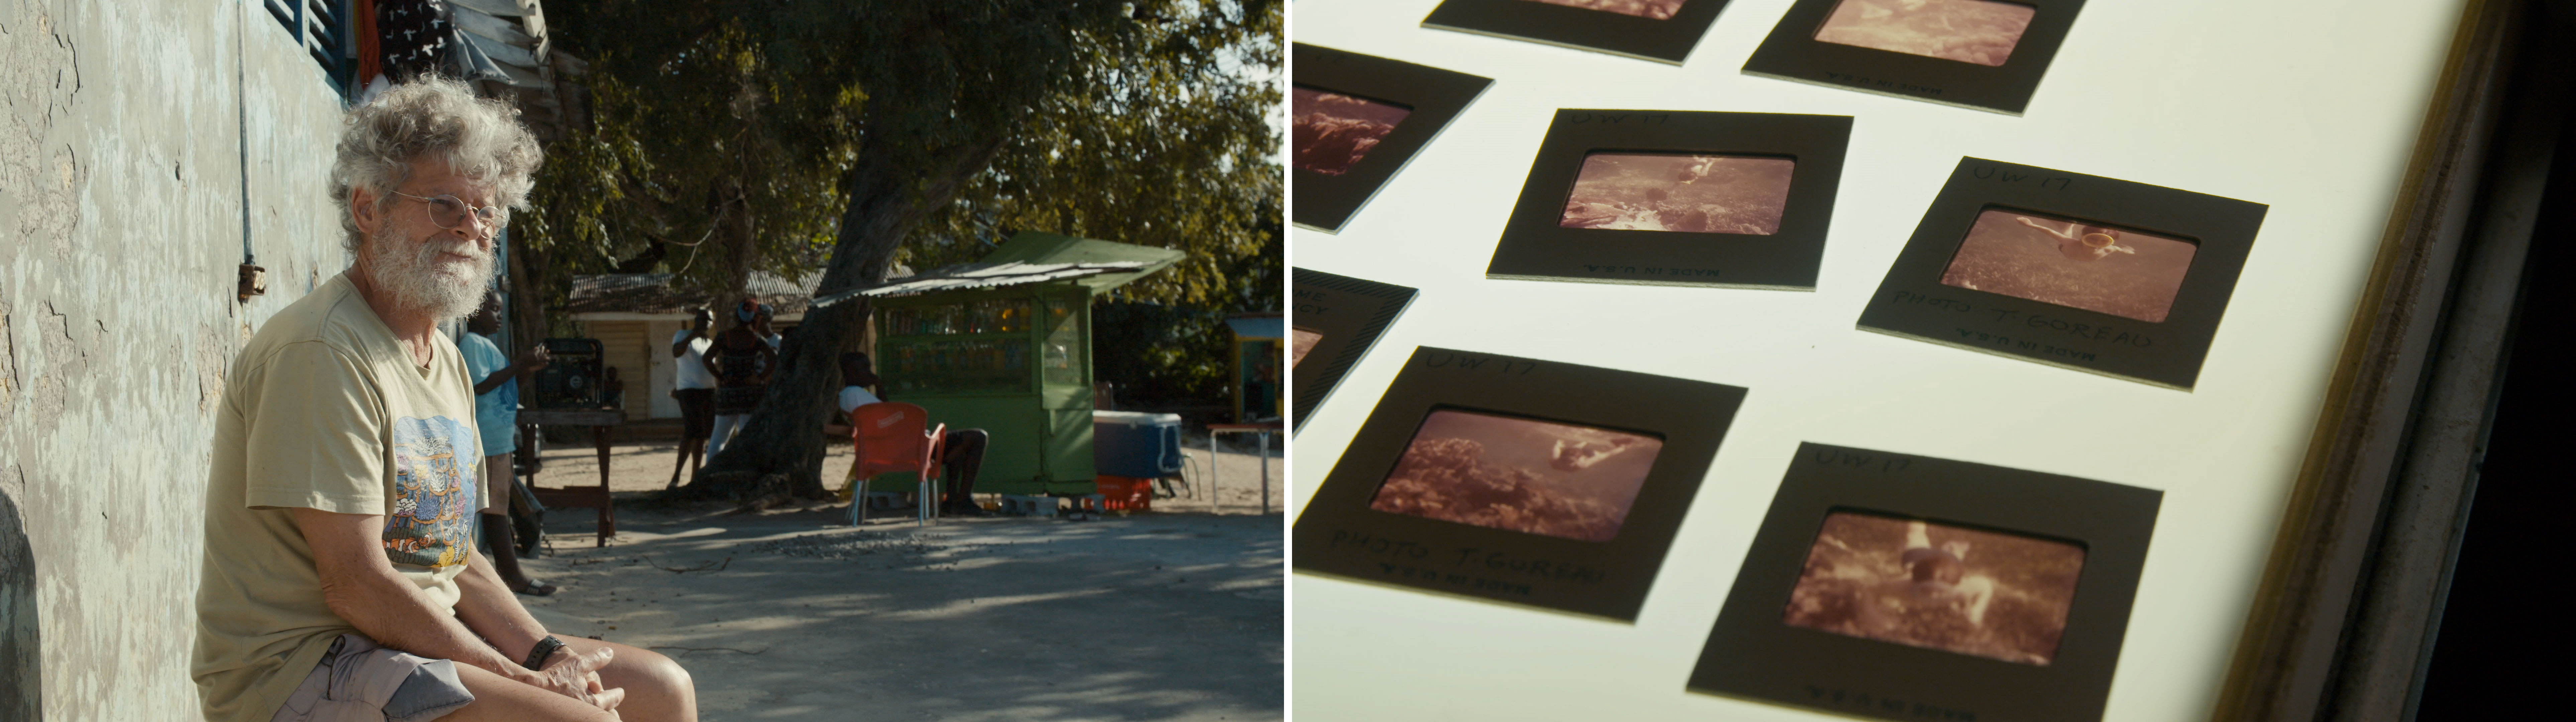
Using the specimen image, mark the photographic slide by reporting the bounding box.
[1940,209,2197,322]
[1290,327,1324,368]
[1293,86,1414,176]
[1369,409,1663,542]
[1784,511,2084,665]
[1559,153,1796,235]
[1813,0,2036,67]
[1524,0,1689,20]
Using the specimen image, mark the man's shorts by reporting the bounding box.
[673,388,716,439]
[270,633,475,722]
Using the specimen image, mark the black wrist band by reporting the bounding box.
[522,635,566,671]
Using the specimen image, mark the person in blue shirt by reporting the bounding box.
[462,291,554,595]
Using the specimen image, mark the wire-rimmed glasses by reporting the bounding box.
[392,191,507,237]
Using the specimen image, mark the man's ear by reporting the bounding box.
[350,187,383,237]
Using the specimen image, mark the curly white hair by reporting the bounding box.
[327,76,542,254]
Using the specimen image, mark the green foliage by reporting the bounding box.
[517,18,847,299]
[529,1,1280,309]
[901,4,1283,309]
[521,1,1280,495]
[1092,221,1280,403]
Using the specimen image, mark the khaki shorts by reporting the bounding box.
[270,633,474,722]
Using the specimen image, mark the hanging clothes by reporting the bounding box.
[377,0,455,82]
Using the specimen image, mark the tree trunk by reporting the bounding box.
[508,242,552,354]
[720,179,757,300]
[663,135,1004,502]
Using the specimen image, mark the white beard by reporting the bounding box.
[363,223,494,323]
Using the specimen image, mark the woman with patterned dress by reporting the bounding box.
[705,299,777,454]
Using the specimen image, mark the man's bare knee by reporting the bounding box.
[610,645,693,694]
[575,638,699,722]
[443,660,619,722]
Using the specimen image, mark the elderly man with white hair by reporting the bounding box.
[193,77,695,722]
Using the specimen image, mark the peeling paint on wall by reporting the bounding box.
[1,0,360,717]
[1,309,16,412]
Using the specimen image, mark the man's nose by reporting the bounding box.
[453,216,495,247]
[450,207,495,241]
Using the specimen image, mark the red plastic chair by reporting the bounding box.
[845,402,945,526]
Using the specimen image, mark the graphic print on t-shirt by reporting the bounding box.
[384,415,479,568]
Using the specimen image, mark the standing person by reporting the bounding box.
[600,367,626,411]
[837,352,990,516]
[461,292,555,596]
[667,308,717,489]
[705,299,777,454]
[192,76,694,721]
[752,304,783,351]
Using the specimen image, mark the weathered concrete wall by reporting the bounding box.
[2,0,355,718]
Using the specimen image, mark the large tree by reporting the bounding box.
[525,1,1282,501]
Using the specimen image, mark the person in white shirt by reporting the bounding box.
[837,352,990,517]
[666,308,716,490]
[837,352,884,414]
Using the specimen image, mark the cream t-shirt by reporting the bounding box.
[192,272,484,722]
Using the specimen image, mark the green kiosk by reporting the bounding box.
[861,232,1184,497]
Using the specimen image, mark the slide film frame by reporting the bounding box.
[1856,157,2267,389]
[1741,0,2086,115]
[1688,442,2161,722]
[1292,44,1496,234]
[1289,268,1419,434]
[1487,109,1851,290]
[1292,346,1746,621]
[1422,0,1736,65]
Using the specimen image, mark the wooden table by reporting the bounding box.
[519,408,624,547]
[1207,422,1283,515]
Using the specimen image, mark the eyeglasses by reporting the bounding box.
[391,191,507,237]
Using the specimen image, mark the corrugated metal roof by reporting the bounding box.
[565,270,825,316]
[575,232,1185,314]
[810,261,1154,309]
[809,231,1187,307]
[973,232,1187,292]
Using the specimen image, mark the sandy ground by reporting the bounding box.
[507,436,1285,721]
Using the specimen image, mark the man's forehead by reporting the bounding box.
[401,157,500,201]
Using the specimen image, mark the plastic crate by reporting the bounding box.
[1000,493,1108,517]
[1095,475,1153,511]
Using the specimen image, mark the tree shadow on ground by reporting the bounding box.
[525,509,1282,721]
